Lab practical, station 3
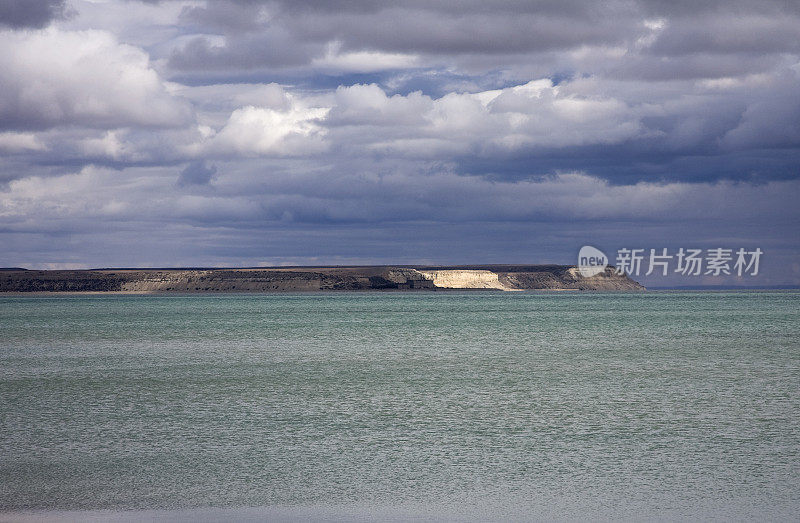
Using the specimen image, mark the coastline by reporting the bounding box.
[0,265,644,293]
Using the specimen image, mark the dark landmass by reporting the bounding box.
[0,265,644,292]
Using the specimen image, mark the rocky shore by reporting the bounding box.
[0,265,644,292]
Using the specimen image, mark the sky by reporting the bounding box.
[0,0,798,286]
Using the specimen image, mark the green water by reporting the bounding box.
[1,291,799,520]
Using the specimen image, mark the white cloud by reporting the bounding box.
[326,80,644,157]
[77,130,133,161]
[204,103,329,157]
[312,41,419,72]
[330,84,431,125]
[0,28,193,130]
[0,132,46,152]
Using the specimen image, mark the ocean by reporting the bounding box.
[1,291,798,521]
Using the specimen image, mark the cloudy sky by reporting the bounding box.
[1,0,798,286]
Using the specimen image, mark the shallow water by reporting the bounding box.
[1,291,798,520]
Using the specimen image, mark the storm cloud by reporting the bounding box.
[0,0,67,29]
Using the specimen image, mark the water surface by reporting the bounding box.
[1,291,798,520]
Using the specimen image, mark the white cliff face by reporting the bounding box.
[416,270,511,290]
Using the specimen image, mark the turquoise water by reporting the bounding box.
[1,291,799,520]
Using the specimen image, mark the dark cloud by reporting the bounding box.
[282,9,635,55]
[166,2,642,71]
[647,16,800,56]
[178,160,217,186]
[178,2,268,32]
[187,0,800,18]
[161,0,800,80]
[0,0,66,29]
[637,0,800,17]
[168,31,315,70]
[2,160,798,284]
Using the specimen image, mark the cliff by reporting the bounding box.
[0,265,644,292]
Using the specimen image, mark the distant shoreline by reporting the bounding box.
[0,265,644,293]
